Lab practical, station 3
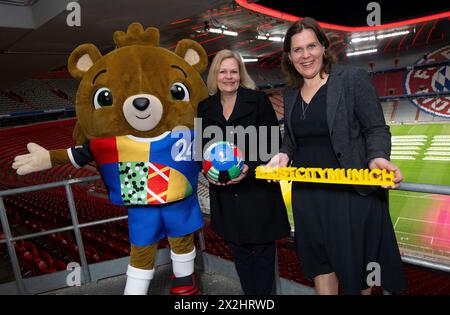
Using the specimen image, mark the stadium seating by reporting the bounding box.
[11,79,73,110]
[394,100,419,122]
[0,93,36,116]
[372,70,406,96]
[45,79,78,101]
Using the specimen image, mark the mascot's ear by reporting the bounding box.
[68,44,102,80]
[175,39,208,74]
[73,122,88,145]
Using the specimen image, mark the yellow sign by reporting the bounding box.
[255,166,395,186]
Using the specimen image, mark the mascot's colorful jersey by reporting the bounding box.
[68,130,199,206]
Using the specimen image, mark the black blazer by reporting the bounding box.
[197,87,291,245]
[280,65,391,195]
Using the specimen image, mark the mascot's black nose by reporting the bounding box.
[133,97,150,111]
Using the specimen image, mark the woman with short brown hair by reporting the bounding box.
[268,18,406,295]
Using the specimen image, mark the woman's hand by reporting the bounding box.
[226,164,249,185]
[368,157,403,189]
[264,153,289,182]
[266,153,289,168]
[202,164,249,186]
[201,170,226,186]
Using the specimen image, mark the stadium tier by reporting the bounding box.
[2,62,449,120]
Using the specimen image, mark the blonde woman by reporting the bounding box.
[198,50,290,294]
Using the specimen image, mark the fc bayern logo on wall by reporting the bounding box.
[404,45,450,118]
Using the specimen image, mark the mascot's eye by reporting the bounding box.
[93,87,113,109]
[170,82,190,102]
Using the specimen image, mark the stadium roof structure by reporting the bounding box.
[171,0,450,65]
[0,0,449,88]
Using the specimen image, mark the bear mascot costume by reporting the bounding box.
[12,23,208,295]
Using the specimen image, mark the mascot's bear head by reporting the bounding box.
[67,22,208,144]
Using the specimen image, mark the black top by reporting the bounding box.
[280,65,391,196]
[291,81,340,170]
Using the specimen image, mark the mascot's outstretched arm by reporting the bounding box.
[12,144,70,175]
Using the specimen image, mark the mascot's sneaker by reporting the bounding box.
[170,273,199,295]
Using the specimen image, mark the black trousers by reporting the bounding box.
[227,241,276,295]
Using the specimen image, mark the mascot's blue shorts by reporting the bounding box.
[127,193,204,246]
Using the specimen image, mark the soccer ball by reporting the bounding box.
[202,141,244,183]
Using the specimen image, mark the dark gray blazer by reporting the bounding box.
[280,64,391,195]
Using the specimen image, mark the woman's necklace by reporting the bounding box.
[300,77,327,120]
[300,98,310,120]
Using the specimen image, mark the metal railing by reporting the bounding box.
[1,176,449,294]
[0,175,118,294]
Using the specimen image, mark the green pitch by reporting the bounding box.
[389,123,450,263]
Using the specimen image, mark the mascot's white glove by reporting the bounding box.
[12,143,52,175]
